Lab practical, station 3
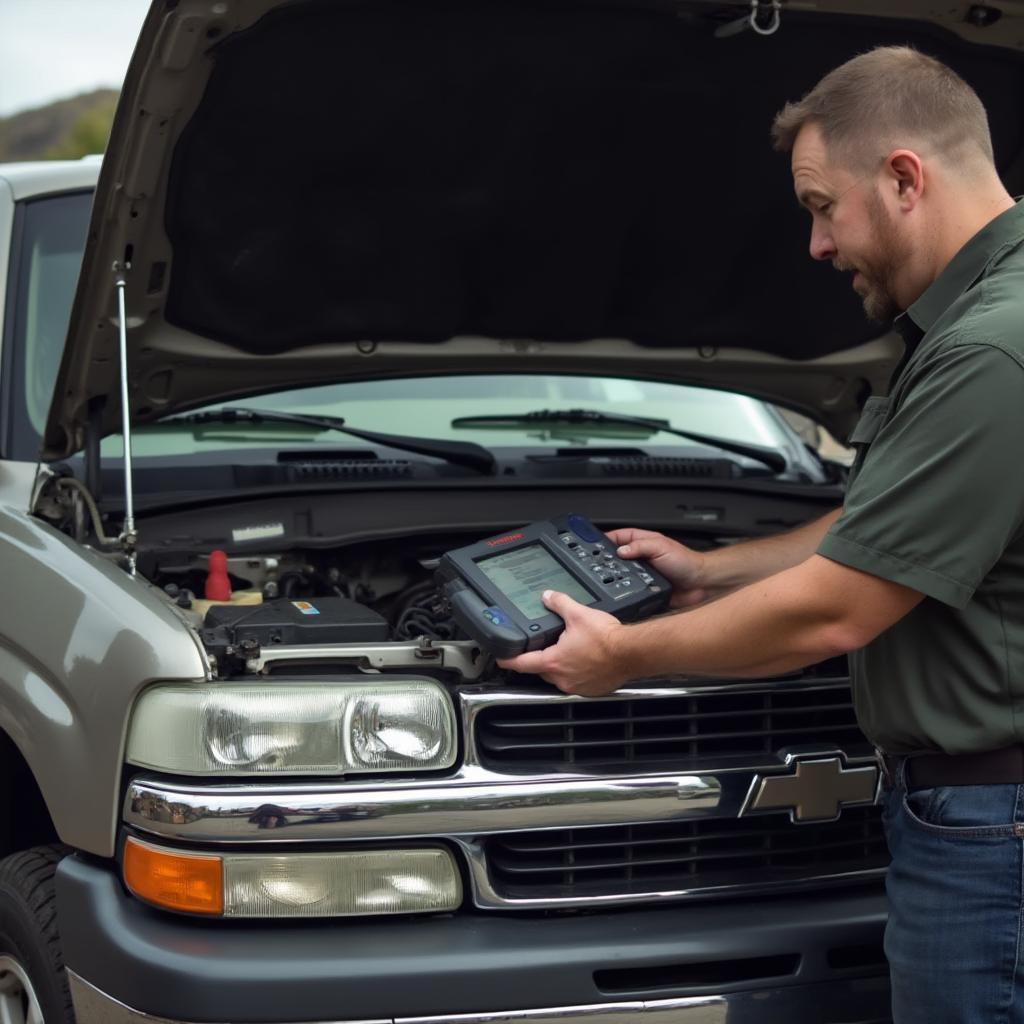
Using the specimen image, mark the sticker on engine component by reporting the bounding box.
[232,522,285,542]
[291,601,320,615]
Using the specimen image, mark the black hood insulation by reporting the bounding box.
[165,0,1024,359]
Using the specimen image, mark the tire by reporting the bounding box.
[0,845,74,1024]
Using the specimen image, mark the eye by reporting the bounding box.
[816,201,833,216]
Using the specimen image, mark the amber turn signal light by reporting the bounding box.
[123,836,224,915]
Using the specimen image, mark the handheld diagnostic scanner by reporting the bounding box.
[436,513,671,658]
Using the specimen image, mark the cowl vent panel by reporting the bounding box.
[289,459,412,481]
[600,457,732,479]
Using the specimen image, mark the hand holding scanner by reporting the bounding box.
[436,513,671,657]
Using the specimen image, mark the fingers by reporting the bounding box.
[606,528,668,561]
[494,592,570,673]
[540,588,586,622]
[606,527,656,547]
[494,591,609,678]
[496,649,551,674]
[614,536,668,561]
[605,528,638,546]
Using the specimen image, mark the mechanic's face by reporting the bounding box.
[792,123,911,323]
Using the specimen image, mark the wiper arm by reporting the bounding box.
[451,408,786,474]
[157,407,496,474]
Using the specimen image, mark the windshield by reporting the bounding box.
[112,376,799,459]
[2,193,828,473]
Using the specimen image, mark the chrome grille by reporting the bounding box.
[486,806,887,900]
[475,679,865,770]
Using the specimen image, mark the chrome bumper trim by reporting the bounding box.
[125,772,722,843]
[68,971,726,1024]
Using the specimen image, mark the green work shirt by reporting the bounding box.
[817,198,1024,755]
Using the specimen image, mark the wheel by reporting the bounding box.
[0,846,73,1024]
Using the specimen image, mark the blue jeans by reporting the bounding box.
[882,763,1024,1023]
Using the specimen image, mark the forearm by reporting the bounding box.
[614,577,839,679]
[696,507,842,598]
[498,552,924,696]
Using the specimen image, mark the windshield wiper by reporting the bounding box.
[451,408,786,474]
[155,407,496,474]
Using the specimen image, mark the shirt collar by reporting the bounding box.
[893,198,1024,348]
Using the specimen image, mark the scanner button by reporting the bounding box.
[601,574,615,584]
[529,624,541,632]
[567,515,601,543]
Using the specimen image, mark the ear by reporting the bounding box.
[883,149,924,211]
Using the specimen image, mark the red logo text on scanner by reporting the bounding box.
[486,533,525,547]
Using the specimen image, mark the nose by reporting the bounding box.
[809,220,836,262]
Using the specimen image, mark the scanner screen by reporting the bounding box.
[477,543,596,620]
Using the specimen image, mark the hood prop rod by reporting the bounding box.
[114,266,138,575]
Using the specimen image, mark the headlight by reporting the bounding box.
[123,837,463,917]
[126,679,458,775]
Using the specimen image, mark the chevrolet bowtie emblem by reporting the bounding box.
[743,756,879,824]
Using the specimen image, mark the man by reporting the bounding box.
[498,46,1024,1022]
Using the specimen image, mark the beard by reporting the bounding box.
[836,188,911,324]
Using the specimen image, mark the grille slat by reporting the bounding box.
[491,834,888,875]
[495,821,879,854]
[475,680,865,770]
[483,721,857,754]
[483,701,855,730]
[486,807,888,898]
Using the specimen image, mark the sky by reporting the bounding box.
[0,0,150,117]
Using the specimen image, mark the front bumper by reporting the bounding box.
[57,856,891,1024]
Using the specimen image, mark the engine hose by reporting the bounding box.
[55,478,120,547]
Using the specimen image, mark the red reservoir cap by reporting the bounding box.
[205,549,231,601]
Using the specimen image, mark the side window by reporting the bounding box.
[4,191,92,461]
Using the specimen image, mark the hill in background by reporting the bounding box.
[0,89,118,162]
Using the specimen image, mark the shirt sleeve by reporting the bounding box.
[818,341,1024,608]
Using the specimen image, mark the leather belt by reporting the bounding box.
[880,745,1024,789]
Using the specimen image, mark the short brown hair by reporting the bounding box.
[771,46,994,173]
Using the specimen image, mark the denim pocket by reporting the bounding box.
[901,783,1022,839]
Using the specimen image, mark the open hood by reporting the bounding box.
[43,0,1024,459]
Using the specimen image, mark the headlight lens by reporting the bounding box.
[126,679,457,775]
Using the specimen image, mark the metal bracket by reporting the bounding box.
[244,639,487,680]
[713,0,782,39]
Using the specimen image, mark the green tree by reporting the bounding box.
[45,97,116,159]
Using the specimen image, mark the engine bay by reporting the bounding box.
[141,540,469,677]
[34,461,843,679]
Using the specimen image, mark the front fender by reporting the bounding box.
[0,505,206,856]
